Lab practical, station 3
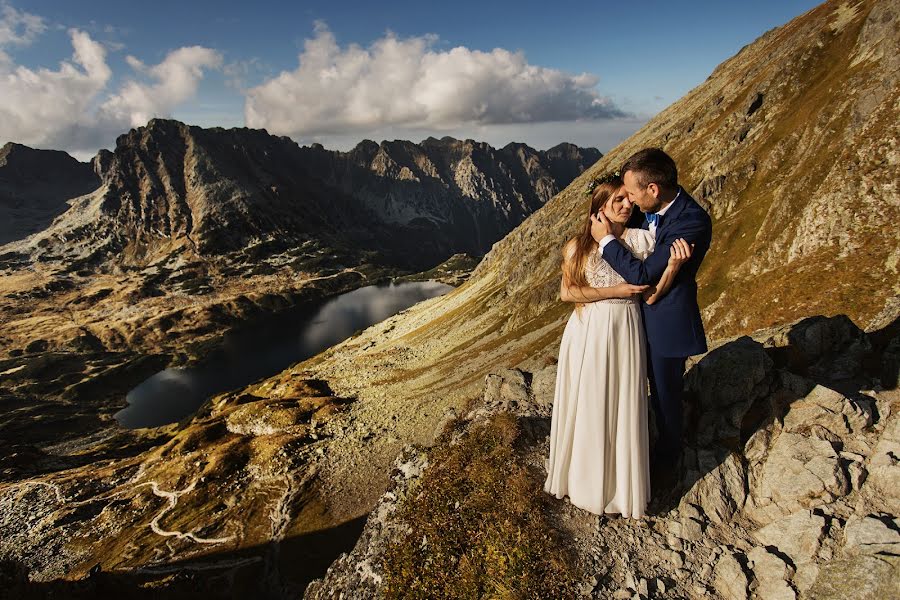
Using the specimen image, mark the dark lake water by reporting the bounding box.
[114,280,453,428]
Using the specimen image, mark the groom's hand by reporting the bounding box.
[590,211,611,243]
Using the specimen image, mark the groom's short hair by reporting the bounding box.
[621,148,678,190]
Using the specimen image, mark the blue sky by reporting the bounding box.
[1,0,822,158]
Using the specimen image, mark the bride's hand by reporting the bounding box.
[611,282,649,298]
[667,238,693,269]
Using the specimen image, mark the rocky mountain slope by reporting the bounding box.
[0,143,99,245]
[305,316,899,600]
[221,0,899,539]
[297,138,600,256]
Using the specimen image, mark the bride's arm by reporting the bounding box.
[559,239,648,303]
[560,279,648,302]
[643,238,692,305]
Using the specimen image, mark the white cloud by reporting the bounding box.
[0,7,221,155]
[245,22,627,138]
[98,46,223,128]
[0,1,45,48]
[0,29,111,150]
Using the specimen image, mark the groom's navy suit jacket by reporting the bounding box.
[602,188,712,358]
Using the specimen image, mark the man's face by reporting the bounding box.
[623,170,662,213]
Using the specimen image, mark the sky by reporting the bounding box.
[0,0,822,160]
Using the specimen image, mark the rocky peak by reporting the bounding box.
[3,118,599,270]
[294,134,601,255]
[0,142,93,180]
[0,142,100,245]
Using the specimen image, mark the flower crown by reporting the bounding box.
[584,169,622,197]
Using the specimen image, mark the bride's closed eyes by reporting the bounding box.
[604,192,633,223]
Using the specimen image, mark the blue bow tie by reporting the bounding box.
[646,213,661,227]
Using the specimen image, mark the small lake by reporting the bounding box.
[115,280,453,428]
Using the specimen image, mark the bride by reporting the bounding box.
[543,172,691,518]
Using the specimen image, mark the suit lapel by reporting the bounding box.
[657,187,689,236]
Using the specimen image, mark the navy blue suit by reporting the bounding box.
[602,188,712,463]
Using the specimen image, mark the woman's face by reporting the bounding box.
[602,186,633,224]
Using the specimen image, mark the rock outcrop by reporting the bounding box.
[305,315,900,599]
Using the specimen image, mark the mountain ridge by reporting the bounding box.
[0,142,100,245]
[3,119,600,270]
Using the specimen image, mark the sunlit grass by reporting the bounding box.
[381,412,579,599]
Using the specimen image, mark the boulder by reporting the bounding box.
[753,315,871,380]
[680,449,747,525]
[748,431,849,522]
[783,384,874,437]
[712,551,749,600]
[752,509,826,592]
[864,415,900,514]
[807,555,900,600]
[684,336,774,446]
[843,515,900,556]
[530,364,557,409]
[753,509,826,564]
[482,368,532,411]
[225,402,311,437]
[747,546,796,600]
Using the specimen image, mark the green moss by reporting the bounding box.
[380,413,579,600]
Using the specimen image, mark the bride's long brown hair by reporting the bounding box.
[562,175,624,315]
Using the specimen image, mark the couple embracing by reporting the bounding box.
[544,148,712,519]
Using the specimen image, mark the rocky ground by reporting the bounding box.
[304,315,900,600]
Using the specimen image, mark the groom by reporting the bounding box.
[591,148,712,476]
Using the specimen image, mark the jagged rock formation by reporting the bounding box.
[0,121,595,359]
[297,138,600,256]
[0,143,99,245]
[305,315,899,599]
[3,120,597,271]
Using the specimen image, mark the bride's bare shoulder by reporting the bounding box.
[562,238,578,262]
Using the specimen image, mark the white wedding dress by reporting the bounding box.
[544,228,655,518]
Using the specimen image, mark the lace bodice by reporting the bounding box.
[583,229,655,303]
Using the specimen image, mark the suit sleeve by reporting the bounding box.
[602,219,710,285]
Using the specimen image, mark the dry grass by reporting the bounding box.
[380,412,579,599]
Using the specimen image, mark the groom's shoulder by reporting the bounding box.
[681,190,712,225]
